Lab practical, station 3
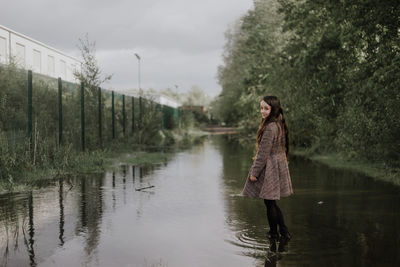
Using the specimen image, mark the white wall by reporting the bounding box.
[158,95,180,108]
[0,27,9,64]
[147,94,180,108]
[0,25,81,83]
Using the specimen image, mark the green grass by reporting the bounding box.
[0,129,208,194]
[0,148,173,194]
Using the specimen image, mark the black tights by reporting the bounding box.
[264,199,288,237]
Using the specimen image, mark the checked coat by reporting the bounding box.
[242,122,293,200]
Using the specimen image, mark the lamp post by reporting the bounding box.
[134,53,141,90]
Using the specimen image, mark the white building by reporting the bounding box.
[118,89,181,108]
[151,94,180,108]
[0,25,181,108]
[0,25,80,83]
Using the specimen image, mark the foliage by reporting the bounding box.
[215,0,400,166]
[0,60,27,133]
[137,97,164,145]
[160,85,212,128]
[73,34,114,148]
[73,33,113,89]
[160,85,212,108]
[0,51,180,183]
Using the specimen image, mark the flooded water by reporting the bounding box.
[1,135,399,267]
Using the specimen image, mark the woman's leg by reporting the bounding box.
[274,203,291,252]
[275,204,290,237]
[263,199,279,238]
[264,200,290,238]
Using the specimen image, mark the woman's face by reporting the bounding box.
[260,100,271,119]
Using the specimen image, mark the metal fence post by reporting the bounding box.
[178,107,182,129]
[58,78,62,146]
[122,94,126,136]
[139,96,142,130]
[112,91,115,139]
[98,87,102,146]
[161,105,165,129]
[80,82,85,151]
[131,96,135,135]
[27,70,33,152]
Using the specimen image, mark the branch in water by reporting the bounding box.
[135,185,155,191]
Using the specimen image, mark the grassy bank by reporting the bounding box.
[292,149,400,187]
[228,133,400,187]
[0,129,209,194]
[0,148,170,194]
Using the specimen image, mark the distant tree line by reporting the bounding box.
[213,0,399,166]
[160,85,214,127]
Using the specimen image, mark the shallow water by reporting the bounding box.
[0,135,399,266]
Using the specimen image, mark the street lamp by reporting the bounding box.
[134,53,141,90]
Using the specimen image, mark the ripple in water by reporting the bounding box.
[227,229,269,253]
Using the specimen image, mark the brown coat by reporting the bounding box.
[242,122,293,200]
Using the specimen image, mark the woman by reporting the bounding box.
[242,95,293,251]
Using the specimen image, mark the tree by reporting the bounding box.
[217,0,400,166]
[216,0,286,129]
[73,34,113,148]
[74,33,112,91]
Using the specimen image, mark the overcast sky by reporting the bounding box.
[1,0,254,97]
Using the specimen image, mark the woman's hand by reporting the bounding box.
[250,175,258,182]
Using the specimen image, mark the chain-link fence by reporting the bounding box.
[0,64,180,179]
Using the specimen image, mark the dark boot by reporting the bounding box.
[269,236,277,252]
[278,233,291,252]
[267,231,278,252]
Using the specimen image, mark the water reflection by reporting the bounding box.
[213,134,400,266]
[58,179,65,246]
[112,172,116,211]
[27,192,36,267]
[0,166,158,267]
[264,253,281,267]
[0,137,399,266]
[76,173,104,263]
[122,166,127,205]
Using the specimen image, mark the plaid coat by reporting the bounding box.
[242,122,293,200]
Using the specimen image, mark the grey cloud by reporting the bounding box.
[1,0,253,96]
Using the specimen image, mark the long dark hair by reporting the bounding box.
[256,95,289,157]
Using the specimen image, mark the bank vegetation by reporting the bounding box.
[213,0,400,184]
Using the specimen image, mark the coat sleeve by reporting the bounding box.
[250,123,276,178]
